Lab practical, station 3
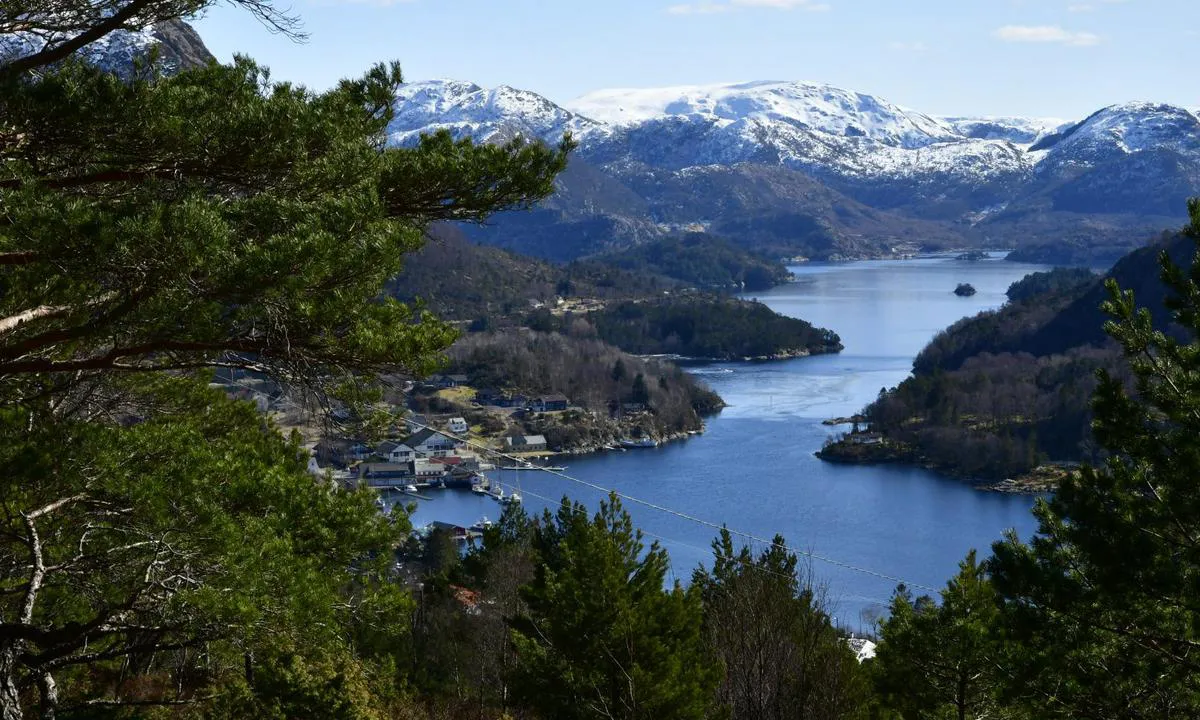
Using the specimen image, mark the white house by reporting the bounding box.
[375,440,415,464]
[405,428,459,458]
[447,417,469,435]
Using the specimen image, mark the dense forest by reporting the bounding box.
[820,258,1181,479]
[387,225,674,323]
[589,233,794,291]
[583,296,842,360]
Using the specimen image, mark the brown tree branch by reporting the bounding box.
[0,0,157,77]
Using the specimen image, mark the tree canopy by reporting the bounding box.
[987,200,1200,719]
[0,2,570,716]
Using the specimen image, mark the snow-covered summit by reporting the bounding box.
[941,116,1071,147]
[566,80,960,149]
[1037,102,1200,157]
[388,79,602,147]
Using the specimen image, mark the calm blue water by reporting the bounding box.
[406,254,1050,628]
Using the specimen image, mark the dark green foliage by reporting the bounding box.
[693,530,868,720]
[1023,230,1196,355]
[593,232,793,291]
[0,56,568,401]
[630,372,650,405]
[611,359,627,382]
[387,224,671,324]
[1004,267,1098,303]
[987,200,1200,719]
[842,267,1119,479]
[871,552,1016,720]
[510,495,720,720]
[589,296,842,360]
[0,379,412,717]
[0,4,569,716]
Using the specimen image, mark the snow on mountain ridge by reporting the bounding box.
[387,79,603,147]
[940,116,1072,147]
[386,79,1200,201]
[1052,102,1200,156]
[566,80,959,149]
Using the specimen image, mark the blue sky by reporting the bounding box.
[195,0,1198,119]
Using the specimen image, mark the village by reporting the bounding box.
[286,370,670,536]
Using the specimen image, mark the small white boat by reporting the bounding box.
[404,484,418,493]
[469,516,495,533]
[505,491,522,504]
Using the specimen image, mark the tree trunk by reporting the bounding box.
[36,673,55,720]
[0,648,24,720]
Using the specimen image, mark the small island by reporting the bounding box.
[954,283,977,297]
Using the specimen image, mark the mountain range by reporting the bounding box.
[14,19,1200,266]
[390,78,1200,265]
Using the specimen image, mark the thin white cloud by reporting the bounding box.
[994,25,1101,46]
[667,0,828,14]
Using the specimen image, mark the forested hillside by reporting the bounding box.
[390,226,838,361]
[591,233,794,291]
[586,296,842,360]
[819,257,1179,480]
[446,330,724,448]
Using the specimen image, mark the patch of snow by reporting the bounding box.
[567,80,959,149]
[388,79,604,148]
[941,115,1072,147]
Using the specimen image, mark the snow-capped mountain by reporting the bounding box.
[387,80,603,147]
[388,78,1200,263]
[20,12,1197,265]
[941,116,1070,147]
[567,80,959,149]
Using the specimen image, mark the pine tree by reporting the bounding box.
[631,372,650,406]
[871,552,1014,720]
[0,2,570,716]
[510,495,719,720]
[692,529,867,720]
[988,200,1200,718]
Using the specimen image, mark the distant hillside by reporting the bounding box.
[386,225,672,324]
[445,330,724,449]
[380,79,1200,267]
[591,233,793,291]
[817,233,1200,482]
[584,297,842,361]
[390,227,840,362]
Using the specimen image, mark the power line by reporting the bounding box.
[400,418,940,594]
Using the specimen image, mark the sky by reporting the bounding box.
[194,0,1199,120]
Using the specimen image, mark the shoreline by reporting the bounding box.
[815,434,1064,494]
